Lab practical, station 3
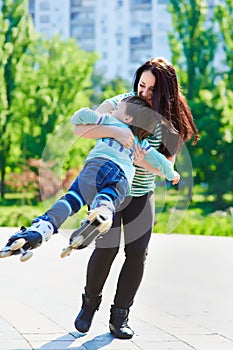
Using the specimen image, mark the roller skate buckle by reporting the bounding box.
[89,207,113,234]
[60,208,112,258]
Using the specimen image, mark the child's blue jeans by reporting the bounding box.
[69,157,129,213]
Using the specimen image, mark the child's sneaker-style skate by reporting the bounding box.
[0,218,54,262]
[60,206,113,258]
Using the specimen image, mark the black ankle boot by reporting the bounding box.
[74,293,102,333]
[109,305,134,339]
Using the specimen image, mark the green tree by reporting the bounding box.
[12,36,98,198]
[90,71,131,107]
[168,0,233,204]
[13,35,97,160]
[0,0,98,199]
[211,0,233,201]
[168,0,218,99]
[192,0,233,203]
[0,0,36,198]
[215,0,233,87]
[192,85,233,204]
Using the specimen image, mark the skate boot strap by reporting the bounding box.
[29,219,54,242]
[90,206,113,222]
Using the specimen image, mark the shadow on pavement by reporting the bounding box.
[36,332,115,350]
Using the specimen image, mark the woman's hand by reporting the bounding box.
[133,145,146,166]
[113,128,134,149]
[171,171,180,185]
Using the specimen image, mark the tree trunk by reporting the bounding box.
[0,166,5,199]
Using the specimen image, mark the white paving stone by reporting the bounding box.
[1,228,233,349]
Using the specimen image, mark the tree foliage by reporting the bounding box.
[90,71,131,107]
[0,0,35,197]
[168,0,218,99]
[168,0,232,204]
[0,0,98,198]
[13,35,97,162]
[215,0,233,87]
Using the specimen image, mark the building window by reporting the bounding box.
[71,12,80,20]
[130,37,141,45]
[116,38,122,45]
[40,15,50,23]
[84,24,94,35]
[102,52,108,59]
[39,1,50,11]
[116,33,122,46]
[158,0,169,4]
[29,0,35,13]
[131,0,151,4]
[71,0,82,6]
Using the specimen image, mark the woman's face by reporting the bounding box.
[137,70,156,107]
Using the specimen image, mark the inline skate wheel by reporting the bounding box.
[0,249,12,258]
[20,251,33,262]
[88,208,99,221]
[11,238,26,250]
[70,235,84,249]
[60,246,72,258]
[98,220,111,234]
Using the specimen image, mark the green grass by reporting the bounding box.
[0,186,232,236]
[0,203,87,229]
[152,185,232,236]
[154,209,233,236]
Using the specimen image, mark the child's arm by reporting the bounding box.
[73,124,134,149]
[71,108,103,125]
[136,158,179,185]
[95,101,114,114]
[145,148,180,183]
[133,146,167,177]
[72,92,135,144]
[72,105,134,147]
[135,159,165,177]
[138,142,180,184]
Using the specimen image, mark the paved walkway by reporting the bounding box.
[0,227,233,350]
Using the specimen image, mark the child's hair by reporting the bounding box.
[121,95,155,140]
[122,95,177,141]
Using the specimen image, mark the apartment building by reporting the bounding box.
[27,0,172,80]
[1,0,224,80]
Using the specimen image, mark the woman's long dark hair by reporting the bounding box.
[133,57,199,156]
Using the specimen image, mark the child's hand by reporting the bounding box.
[172,171,180,185]
[133,145,146,166]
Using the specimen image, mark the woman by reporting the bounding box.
[73,57,199,339]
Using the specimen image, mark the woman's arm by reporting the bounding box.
[73,93,135,146]
[73,124,134,148]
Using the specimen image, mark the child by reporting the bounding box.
[0,96,179,260]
